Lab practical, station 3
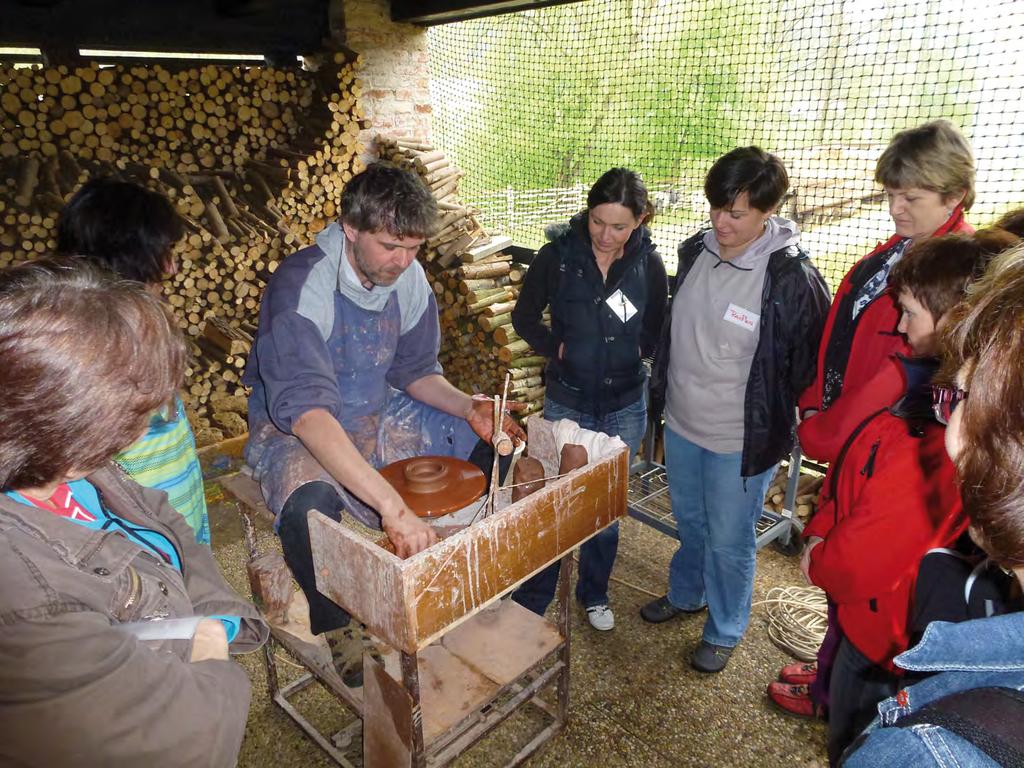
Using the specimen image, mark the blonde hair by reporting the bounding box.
[875,120,976,210]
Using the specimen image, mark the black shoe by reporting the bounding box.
[640,595,706,624]
[690,640,734,673]
[324,625,381,688]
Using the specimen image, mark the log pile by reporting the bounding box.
[763,464,824,520]
[0,52,368,445]
[376,137,546,417]
[0,60,315,170]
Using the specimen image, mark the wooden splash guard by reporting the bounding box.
[309,416,630,654]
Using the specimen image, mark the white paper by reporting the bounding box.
[723,302,760,332]
[115,616,204,641]
[606,289,638,323]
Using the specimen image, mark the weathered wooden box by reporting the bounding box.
[309,417,629,654]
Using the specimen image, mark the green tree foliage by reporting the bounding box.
[430,0,979,202]
[431,0,775,195]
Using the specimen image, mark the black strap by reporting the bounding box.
[896,687,1024,767]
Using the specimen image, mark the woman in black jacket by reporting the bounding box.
[510,167,668,630]
[640,147,830,672]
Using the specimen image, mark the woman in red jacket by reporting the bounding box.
[774,232,1013,765]
[773,120,977,710]
[797,120,976,462]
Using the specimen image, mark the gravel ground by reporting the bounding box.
[206,480,828,768]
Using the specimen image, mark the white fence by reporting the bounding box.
[466,182,704,272]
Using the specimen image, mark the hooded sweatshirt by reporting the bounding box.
[665,216,801,453]
[243,221,440,435]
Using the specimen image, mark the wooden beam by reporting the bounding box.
[391,0,589,26]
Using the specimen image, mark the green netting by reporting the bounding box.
[428,0,1024,284]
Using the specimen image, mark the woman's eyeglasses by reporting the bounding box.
[932,385,968,426]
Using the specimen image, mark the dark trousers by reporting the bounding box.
[511,522,619,615]
[277,439,507,635]
[277,481,352,635]
[828,634,900,766]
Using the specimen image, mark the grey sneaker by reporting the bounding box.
[690,640,734,673]
[585,604,615,631]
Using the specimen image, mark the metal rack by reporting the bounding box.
[627,419,808,553]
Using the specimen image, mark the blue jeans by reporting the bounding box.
[664,426,775,647]
[511,394,647,615]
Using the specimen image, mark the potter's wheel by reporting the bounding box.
[379,456,487,518]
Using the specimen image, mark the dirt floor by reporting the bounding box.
[204,474,828,768]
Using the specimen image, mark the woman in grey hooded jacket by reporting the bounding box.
[642,147,830,673]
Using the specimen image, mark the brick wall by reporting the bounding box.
[341,0,432,145]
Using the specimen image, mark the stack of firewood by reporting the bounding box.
[0,60,314,171]
[763,465,824,520]
[376,137,546,416]
[0,52,367,445]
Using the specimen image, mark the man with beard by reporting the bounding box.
[243,163,523,685]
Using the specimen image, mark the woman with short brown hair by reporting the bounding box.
[843,244,1024,766]
[0,259,267,767]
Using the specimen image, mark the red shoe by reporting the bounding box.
[767,682,825,719]
[779,660,818,686]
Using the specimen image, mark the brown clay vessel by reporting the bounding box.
[379,455,486,518]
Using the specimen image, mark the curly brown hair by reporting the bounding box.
[0,259,187,490]
[941,243,1024,566]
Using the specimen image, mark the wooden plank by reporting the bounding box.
[441,599,562,686]
[197,433,248,459]
[364,655,414,768]
[463,235,512,263]
[309,418,629,653]
[309,512,413,652]
[405,444,629,649]
[219,471,275,522]
[379,645,500,745]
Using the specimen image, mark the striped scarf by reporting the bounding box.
[115,396,210,544]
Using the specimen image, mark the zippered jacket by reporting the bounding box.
[843,612,1024,767]
[798,207,973,462]
[650,230,831,476]
[0,465,268,767]
[512,213,668,416]
[804,388,968,670]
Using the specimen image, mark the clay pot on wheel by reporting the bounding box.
[379,456,486,518]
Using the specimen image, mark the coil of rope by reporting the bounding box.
[756,585,828,661]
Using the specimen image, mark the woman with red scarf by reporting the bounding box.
[769,120,976,720]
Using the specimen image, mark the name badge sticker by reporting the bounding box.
[723,303,760,332]
[606,289,638,323]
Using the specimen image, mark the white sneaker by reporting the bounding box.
[585,604,615,631]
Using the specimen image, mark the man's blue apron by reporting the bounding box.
[245,290,480,530]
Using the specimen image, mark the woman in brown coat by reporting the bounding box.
[0,259,267,767]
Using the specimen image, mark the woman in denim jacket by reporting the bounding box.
[843,244,1024,766]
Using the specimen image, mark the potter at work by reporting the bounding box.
[243,162,525,684]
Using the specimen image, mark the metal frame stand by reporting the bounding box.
[260,554,574,768]
[626,415,809,552]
